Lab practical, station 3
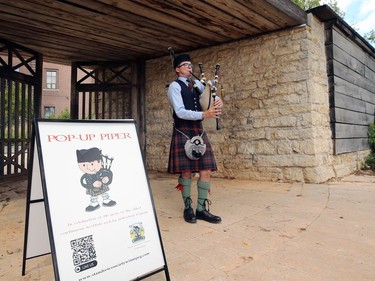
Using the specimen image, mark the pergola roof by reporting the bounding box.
[0,0,306,64]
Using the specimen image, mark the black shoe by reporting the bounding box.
[103,200,116,207]
[196,199,222,223]
[196,209,221,223]
[184,207,197,223]
[183,197,196,223]
[86,204,100,212]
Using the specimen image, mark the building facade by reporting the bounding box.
[144,12,375,183]
[41,62,71,118]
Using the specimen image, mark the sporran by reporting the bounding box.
[176,128,206,160]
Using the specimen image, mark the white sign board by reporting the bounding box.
[33,120,168,281]
[23,140,51,261]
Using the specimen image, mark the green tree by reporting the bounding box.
[364,30,375,44]
[58,108,71,119]
[325,0,345,17]
[3,81,30,121]
[292,0,375,45]
[47,108,71,119]
[292,0,344,17]
[2,80,31,138]
[292,0,320,10]
[363,124,375,170]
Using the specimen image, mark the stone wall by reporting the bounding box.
[144,14,369,183]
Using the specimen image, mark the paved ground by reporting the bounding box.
[0,171,374,281]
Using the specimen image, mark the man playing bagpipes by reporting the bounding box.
[167,51,223,224]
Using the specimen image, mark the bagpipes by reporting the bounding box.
[101,154,114,170]
[168,47,223,130]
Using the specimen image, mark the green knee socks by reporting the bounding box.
[197,179,210,211]
[178,177,192,209]
[178,178,211,211]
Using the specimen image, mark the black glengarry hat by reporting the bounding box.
[76,147,102,163]
[173,54,191,68]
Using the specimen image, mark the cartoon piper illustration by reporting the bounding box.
[76,147,116,212]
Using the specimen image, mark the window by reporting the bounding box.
[44,106,55,118]
[46,70,57,89]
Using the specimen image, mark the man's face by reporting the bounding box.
[175,61,193,78]
[78,160,101,174]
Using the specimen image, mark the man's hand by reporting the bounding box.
[214,97,223,108]
[93,181,102,188]
[102,176,110,184]
[203,106,222,119]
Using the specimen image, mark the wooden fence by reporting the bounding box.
[326,21,375,154]
[0,39,42,177]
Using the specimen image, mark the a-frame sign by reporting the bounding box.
[22,119,170,281]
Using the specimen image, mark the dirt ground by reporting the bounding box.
[1,170,375,281]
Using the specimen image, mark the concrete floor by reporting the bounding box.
[1,171,374,281]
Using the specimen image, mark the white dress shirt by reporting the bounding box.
[167,77,205,120]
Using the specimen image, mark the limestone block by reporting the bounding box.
[254,154,318,167]
[283,167,305,182]
[303,166,335,183]
[276,141,293,155]
[238,142,255,155]
[255,140,277,154]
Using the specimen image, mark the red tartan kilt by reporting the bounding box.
[168,120,217,174]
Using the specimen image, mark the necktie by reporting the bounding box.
[186,79,193,89]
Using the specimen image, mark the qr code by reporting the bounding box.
[70,235,97,268]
